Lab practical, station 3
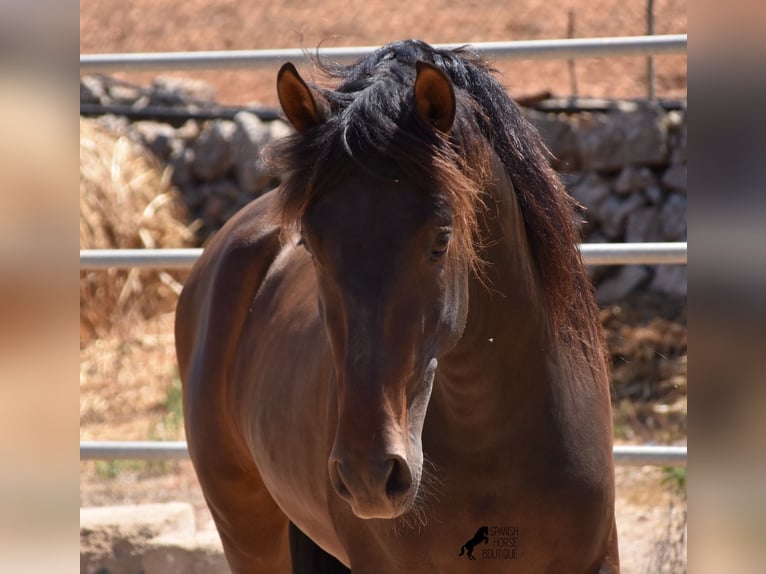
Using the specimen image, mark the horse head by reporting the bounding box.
[275,57,476,519]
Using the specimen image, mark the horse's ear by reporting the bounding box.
[277,62,328,132]
[414,61,456,133]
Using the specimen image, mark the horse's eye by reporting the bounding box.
[297,236,314,258]
[430,231,451,260]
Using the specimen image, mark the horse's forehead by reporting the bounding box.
[305,171,445,237]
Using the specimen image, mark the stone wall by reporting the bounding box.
[529,101,687,303]
[81,76,686,303]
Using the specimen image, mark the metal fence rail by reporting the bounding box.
[82,441,190,461]
[81,248,203,270]
[79,242,687,270]
[79,441,686,466]
[580,242,686,265]
[80,34,687,73]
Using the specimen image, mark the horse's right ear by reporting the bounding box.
[277,63,328,132]
[414,61,456,133]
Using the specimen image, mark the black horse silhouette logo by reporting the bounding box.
[458,526,489,560]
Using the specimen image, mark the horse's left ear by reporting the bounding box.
[277,62,328,132]
[414,61,456,133]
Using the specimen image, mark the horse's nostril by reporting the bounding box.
[384,456,413,499]
[332,462,351,498]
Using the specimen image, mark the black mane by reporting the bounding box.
[318,40,552,197]
[272,40,604,360]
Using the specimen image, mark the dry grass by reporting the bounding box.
[80,116,193,506]
[79,117,195,344]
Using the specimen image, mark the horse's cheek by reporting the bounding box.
[437,286,467,350]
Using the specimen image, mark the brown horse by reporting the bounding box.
[175,40,619,573]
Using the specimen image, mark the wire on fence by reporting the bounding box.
[80,35,687,73]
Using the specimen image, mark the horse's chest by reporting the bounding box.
[337,471,608,573]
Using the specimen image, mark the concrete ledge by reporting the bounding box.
[142,530,229,574]
[80,502,196,536]
[80,502,227,574]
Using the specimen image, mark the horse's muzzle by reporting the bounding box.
[329,452,415,519]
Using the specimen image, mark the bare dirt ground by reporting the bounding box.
[80,1,687,571]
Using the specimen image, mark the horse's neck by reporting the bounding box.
[432,162,559,445]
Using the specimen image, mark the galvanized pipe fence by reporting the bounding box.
[80,441,686,466]
[79,241,687,466]
[80,34,687,468]
[80,242,686,270]
[81,34,686,73]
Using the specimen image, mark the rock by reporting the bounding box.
[659,193,687,240]
[667,110,684,131]
[662,164,687,195]
[596,265,651,305]
[239,155,278,195]
[643,184,665,205]
[96,114,129,134]
[142,530,229,574]
[650,265,687,297]
[597,193,646,239]
[269,119,294,141]
[80,503,195,574]
[577,102,669,171]
[169,147,195,189]
[668,110,687,164]
[176,119,201,143]
[625,206,664,243]
[559,172,582,190]
[622,103,670,168]
[152,76,217,105]
[191,120,236,180]
[182,186,207,212]
[570,173,611,218]
[81,76,106,104]
[232,112,274,193]
[671,146,686,165]
[181,183,206,210]
[131,121,179,160]
[234,111,272,149]
[583,230,609,244]
[197,181,243,224]
[108,84,144,106]
[201,180,242,201]
[525,110,580,169]
[614,166,656,195]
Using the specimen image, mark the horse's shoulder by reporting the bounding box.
[175,192,283,387]
[196,191,281,282]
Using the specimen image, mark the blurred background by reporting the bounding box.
[0,0,759,572]
[78,3,692,571]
